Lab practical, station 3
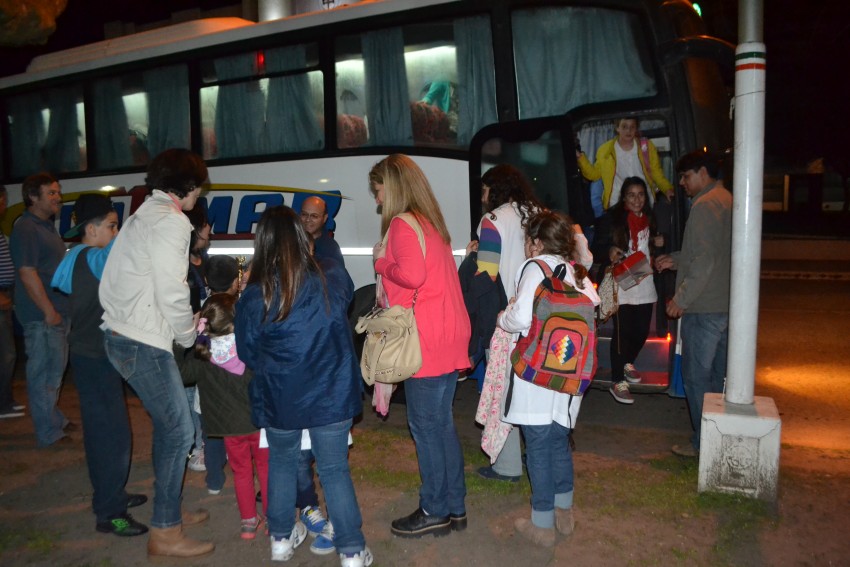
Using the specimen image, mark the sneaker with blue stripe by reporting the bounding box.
[310,524,335,555]
[301,506,336,555]
[300,506,328,536]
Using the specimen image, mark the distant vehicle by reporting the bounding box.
[0,0,732,388]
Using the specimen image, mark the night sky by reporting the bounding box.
[1,0,846,169]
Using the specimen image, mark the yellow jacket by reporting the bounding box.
[578,137,673,210]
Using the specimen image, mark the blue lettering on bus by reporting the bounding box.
[235,193,285,233]
[204,196,233,235]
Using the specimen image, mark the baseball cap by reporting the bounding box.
[64,193,115,238]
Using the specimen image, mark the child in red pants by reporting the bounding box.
[179,288,269,539]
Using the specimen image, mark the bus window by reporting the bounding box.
[474,119,581,219]
[200,43,323,160]
[334,14,496,149]
[7,85,86,177]
[141,65,190,161]
[91,65,191,169]
[681,57,732,153]
[93,75,145,168]
[512,7,657,119]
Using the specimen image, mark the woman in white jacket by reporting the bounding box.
[498,210,599,548]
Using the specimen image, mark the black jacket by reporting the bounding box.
[458,251,507,356]
[176,345,257,437]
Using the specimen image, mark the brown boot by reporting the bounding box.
[147,525,215,558]
[514,517,555,547]
[555,507,575,536]
[182,508,210,527]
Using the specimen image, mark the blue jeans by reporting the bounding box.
[104,332,193,528]
[404,373,466,518]
[71,352,132,523]
[201,420,227,492]
[0,308,18,412]
[296,448,320,510]
[266,420,365,555]
[681,312,729,450]
[522,422,574,529]
[23,320,69,446]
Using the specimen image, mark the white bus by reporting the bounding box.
[0,0,732,387]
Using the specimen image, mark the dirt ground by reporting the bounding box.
[1,369,849,567]
[3,279,850,567]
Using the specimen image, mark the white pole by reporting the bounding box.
[726,0,765,405]
[258,0,294,21]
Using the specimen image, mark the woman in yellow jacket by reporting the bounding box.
[576,118,673,210]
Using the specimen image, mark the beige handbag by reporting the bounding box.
[597,265,619,323]
[355,214,426,385]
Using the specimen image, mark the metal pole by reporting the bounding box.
[726,0,765,405]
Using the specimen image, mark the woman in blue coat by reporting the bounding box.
[235,206,371,567]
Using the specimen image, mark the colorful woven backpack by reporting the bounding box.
[510,260,597,396]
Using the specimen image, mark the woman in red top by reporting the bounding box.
[369,154,471,538]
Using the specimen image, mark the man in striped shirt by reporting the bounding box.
[0,185,23,419]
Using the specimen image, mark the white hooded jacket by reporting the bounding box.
[100,190,197,351]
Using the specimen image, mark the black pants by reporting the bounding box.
[610,303,654,383]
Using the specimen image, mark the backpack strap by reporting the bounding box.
[517,258,552,281]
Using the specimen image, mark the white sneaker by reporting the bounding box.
[340,547,374,567]
[187,447,206,472]
[271,521,307,562]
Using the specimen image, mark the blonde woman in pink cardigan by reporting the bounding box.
[369,154,471,539]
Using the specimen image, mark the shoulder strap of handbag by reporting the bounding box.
[375,212,428,309]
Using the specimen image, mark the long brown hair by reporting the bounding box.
[525,210,588,288]
[194,293,236,361]
[481,164,542,228]
[368,154,450,243]
[247,205,324,322]
[610,176,656,252]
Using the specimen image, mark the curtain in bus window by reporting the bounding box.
[578,121,615,160]
[454,15,497,146]
[144,65,190,157]
[513,8,656,119]
[362,28,413,146]
[43,88,84,173]
[214,53,266,158]
[6,94,45,178]
[265,45,323,153]
[93,78,133,169]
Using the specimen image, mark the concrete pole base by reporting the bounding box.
[698,393,781,501]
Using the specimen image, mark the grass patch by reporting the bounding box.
[351,419,531,497]
[583,455,776,565]
[351,427,420,490]
[0,527,59,556]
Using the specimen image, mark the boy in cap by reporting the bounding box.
[52,193,148,536]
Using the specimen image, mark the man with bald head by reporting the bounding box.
[300,196,344,266]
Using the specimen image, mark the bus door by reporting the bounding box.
[468,115,672,394]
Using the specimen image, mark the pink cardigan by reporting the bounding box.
[374,215,471,378]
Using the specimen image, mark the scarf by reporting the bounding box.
[627,211,649,253]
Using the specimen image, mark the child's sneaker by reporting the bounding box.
[187,447,206,472]
[339,547,373,567]
[310,522,335,555]
[300,505,328,537]
[241,515,264,540]
[270,521,307,561]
